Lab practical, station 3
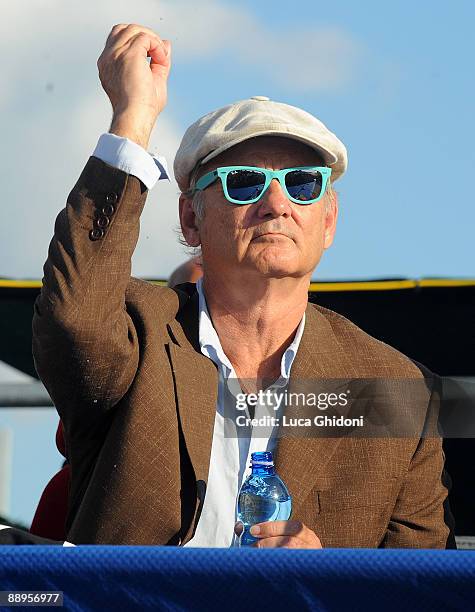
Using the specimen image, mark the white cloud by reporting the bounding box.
[0,0,362,278]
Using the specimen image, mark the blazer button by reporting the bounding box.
[89,228,104,241]
[95,215,110,229]
[102,203,115,217]
[105,192,118,205]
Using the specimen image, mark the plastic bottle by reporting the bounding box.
[237,451,292,546]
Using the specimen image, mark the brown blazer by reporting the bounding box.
[32,156,453,547]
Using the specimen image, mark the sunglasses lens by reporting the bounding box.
[226,170,266,202]
[285,170,323,202]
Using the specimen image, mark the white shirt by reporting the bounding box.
[185,278,305,547]
[92,133,169,188]
[92,133,306,547]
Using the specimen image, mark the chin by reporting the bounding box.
[248,258,300,278]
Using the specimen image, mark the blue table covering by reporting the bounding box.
[0,547,474,611]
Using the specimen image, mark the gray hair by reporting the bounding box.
[182,163,207,221]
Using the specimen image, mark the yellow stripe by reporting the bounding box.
[308,280,417,292]
[0,280,43,288]
[309,279,475,291]
[0,279,170,288]
[418,279,475,288]
[1,278,474,290]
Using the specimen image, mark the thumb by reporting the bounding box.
[163,39,172,59]
[150,38,172,82]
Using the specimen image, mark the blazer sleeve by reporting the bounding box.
[380,371,456,548]
[32,156,148,443]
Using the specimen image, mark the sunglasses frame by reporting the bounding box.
[192,165,332,205]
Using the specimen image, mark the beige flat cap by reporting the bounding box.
[173,96,348,193]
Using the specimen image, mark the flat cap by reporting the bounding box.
[174,96,348,192]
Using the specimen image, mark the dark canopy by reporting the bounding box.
[1,277,472,378]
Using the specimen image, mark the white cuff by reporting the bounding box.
[92,133,170,190]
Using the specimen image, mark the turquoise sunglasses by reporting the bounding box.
[192,165,332,205]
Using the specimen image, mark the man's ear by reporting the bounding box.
[323,191,338,249]
[179,194,201,247]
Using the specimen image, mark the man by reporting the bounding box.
[32,24,453,547]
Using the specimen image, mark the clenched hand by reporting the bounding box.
[97,24,172,148]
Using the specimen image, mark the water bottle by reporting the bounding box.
[237,451,292,546]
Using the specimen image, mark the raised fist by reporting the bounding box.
[97,24,172,148]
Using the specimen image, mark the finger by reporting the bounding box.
[150,38,172,77]
[106,23,129,45]
[162,39,172,58]
[250,520,307,539]
[123,32,169,70]
[255,536,309,549]
[234,521,244,537]
[98,28,165,71]
[109,24,166,54]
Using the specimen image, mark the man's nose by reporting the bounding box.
[256,178,292,218]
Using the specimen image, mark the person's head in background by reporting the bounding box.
[167,255,203,288]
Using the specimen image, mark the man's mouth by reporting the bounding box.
[252,232,292,241]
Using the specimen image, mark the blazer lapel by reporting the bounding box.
[166,284,218,484]
[274,303,356,514]
[166,342,218,483]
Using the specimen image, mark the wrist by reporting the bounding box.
[109,111,156,150]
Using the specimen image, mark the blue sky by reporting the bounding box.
[0,0,474,527]
[0,406,61,527]
[175,0,474,280]
[0,0,473,281]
